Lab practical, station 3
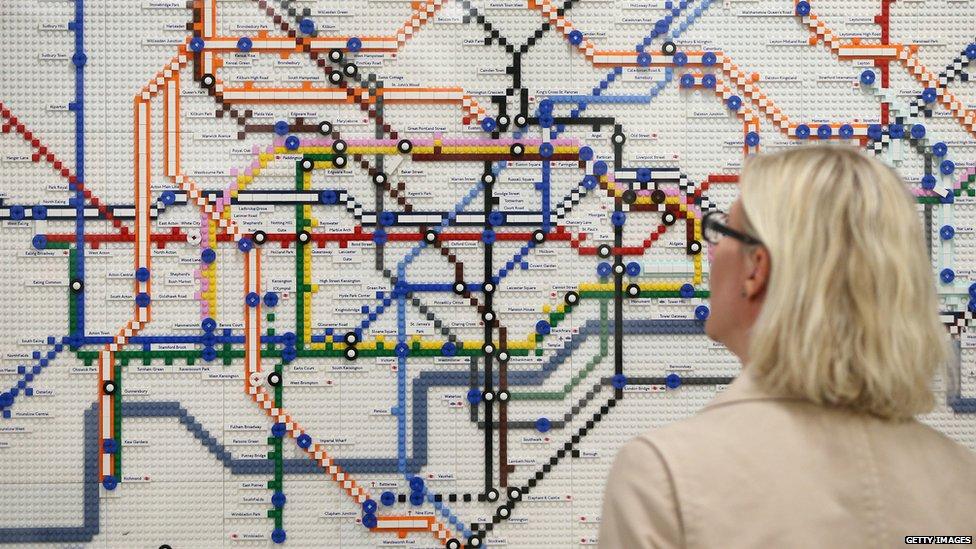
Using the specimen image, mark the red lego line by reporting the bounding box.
[0,101,131,235]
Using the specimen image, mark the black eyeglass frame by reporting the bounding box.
[702,210,763,246]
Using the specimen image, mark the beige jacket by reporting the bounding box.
[598,369,976,548]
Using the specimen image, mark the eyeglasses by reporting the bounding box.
[702,210,763,246]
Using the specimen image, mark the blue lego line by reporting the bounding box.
[395,180,486,282]
[69,0,86,340]
[396,290,473,538]
[387,179,490,540]
[950,397,976,413]
[549,71,673,106]
[949,340,976,413]
[310,318,706,477]
[492,160,564,284]
[396,293,408,470]
[494,242,534,283]
[0,329,311,418]
[0,403,100,544]
[2,197,563,227]
[6,316,972,543]
[546,0,700,109]
[76,334,284,346]
[313,292,392,343]
[0,338,66,419]
[396,283,455,294]
[493,157,597,285]
[540,160,551,232]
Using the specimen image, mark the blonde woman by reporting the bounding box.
[598,145,976,548]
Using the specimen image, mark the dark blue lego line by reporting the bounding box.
[949,340,976,413]
[69,0,86,339]
[0,403,99,543]
[540,160,551,232]
[5,317,975,543]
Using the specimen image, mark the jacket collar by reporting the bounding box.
[703,366,805,411]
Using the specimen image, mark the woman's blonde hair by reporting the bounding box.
[738,144,949,421]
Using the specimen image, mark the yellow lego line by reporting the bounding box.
[205,218,218,318]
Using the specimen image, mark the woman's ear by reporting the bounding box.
[743,245,770,299]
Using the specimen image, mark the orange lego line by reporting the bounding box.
[117,28,461,545]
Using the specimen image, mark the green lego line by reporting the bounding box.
[265,310,284,531]
[70,266,705,377]
[113,360,122,476]
[296,161,307,351]
[303,153,337,161]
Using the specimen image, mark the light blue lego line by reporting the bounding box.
[389,179,490,541]
[546,0,710,110]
